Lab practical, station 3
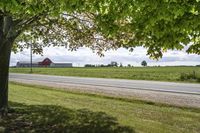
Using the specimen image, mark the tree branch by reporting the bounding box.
[62,13,93,24]
[14,12,48,32]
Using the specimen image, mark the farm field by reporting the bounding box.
[1,82,200,133]
[10,66,200,83]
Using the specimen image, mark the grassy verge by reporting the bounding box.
[0,82,199,133]
[10,67,200,83]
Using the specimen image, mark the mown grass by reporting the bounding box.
[1,82,200,133]
[10,67,200,83]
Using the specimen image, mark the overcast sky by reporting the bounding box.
[10,46,200,67]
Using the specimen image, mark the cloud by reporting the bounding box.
[10,46,200,66]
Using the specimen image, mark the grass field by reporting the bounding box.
[10,66,200,83]
[1,82,200,133]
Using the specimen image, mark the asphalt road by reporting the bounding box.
[9,73,200,95]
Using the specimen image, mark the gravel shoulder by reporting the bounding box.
[10,78,200,108]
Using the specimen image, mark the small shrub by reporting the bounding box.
[197,75,200,82]
[180,73,187,81]
[180,71,198,81]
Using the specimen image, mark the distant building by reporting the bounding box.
[16,62,39,67]
[50,63,73,68]
[16,58,72,68]
[38,58,53,67]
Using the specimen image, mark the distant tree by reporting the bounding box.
[127,64,131,67]
[85,64,95,67]
[100,64,106,67]
[110,61,118,67]
[141,61,147,67]
[119,63,123,67]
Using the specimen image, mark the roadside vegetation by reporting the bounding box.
[10,66,200,83]
[1,82,199,133]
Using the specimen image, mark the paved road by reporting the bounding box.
[9,73,200,95]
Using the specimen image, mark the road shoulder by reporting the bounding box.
[10,78,200,108]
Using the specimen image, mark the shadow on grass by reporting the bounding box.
[0,102,134,133]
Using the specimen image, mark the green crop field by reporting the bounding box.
[1,82,199,133]
[10,66,200,83]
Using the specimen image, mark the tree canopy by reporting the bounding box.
[0,0,200,58]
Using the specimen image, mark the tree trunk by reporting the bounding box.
[0,39,12,117]
[0,15,17,117]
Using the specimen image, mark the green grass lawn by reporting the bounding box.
[1,82,200,133]
[10,67,200,83]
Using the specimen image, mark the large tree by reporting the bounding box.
[0,0,200,116]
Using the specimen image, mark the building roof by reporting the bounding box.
[17,61,38,64]
[51,63,72,64]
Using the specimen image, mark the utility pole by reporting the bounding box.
[30,43,33,73]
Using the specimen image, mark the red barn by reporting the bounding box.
[38,58,52,67]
